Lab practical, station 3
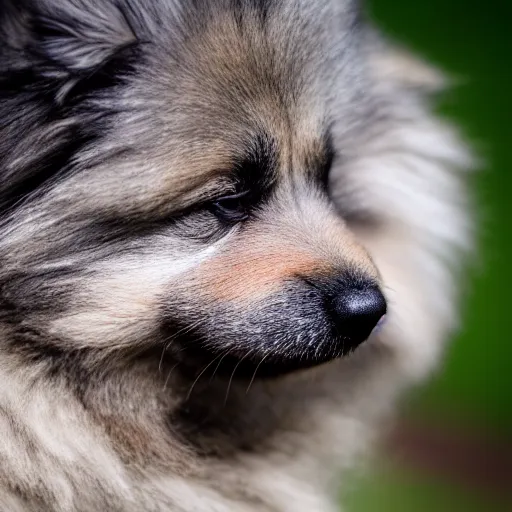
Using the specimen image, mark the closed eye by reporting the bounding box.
[209,190,250,224]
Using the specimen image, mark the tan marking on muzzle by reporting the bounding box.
[200,246,334,302]
[195,220,379,304]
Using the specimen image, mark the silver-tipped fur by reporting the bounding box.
[0,1,473,511]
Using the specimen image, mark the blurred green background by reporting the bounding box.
[343,0,512,510]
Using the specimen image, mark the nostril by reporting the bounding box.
[331,285,387,347]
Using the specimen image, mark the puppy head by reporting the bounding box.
[0,0,386,376]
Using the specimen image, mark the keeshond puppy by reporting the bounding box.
[0,0,472,511]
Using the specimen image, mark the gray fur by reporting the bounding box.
[0,0,472,510]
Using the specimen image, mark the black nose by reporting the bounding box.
[331,285,386,348]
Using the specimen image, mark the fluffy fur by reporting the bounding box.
[0,1,472,511]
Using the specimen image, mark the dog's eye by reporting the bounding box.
[209,191,250,223]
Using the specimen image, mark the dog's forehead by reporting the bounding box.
[157,8,338,185]
[48,0,360,212]
[159,113,332,191]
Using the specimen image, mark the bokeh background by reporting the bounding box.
[341,1,512,510]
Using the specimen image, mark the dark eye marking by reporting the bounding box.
[204,132,278,225]
[209,190,250,224]
[300,130,336,193]
[232,133,278,203]
[319,133,336,191]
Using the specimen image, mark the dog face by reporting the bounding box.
[0,0,388,376]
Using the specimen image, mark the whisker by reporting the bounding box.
[245,353,269,395]
[158,317,208,373]
[162,362,180,391]
[185,352,225,401]
[160,317,206,349]
[224,350,251,406]
[158,344,167,374]
[208,349,230,385]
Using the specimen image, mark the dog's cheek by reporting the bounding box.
[46,251,214,349]
[47,271,165,349]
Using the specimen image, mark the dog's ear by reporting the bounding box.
[0,0,141,213]
[29,0,136,70]
[0,0,138,100]
[1,0,136,65]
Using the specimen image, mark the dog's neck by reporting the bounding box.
[0,330,319,460]
[1,324,392,461]
[74,350,327,463]
[0,325,403,511]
